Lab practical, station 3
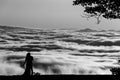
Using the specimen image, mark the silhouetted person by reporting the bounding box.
[23,52,34,76]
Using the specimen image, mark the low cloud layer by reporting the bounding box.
[0,27,119,75]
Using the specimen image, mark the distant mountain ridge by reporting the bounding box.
[77,28,119,32]
[77,28,98,32]
[0,25,118,32]
[0,25,31,30]
[0,25,36,33]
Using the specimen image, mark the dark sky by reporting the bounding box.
[0,0,120,30]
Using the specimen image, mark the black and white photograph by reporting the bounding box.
[0,0,120,79]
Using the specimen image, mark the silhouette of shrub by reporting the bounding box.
[33,72,41,76]
[110,67,120,75]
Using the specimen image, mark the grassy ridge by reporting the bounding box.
[0,75,118,80]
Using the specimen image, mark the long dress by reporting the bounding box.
[23,56,33,76]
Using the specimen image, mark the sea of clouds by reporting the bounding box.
[0,29,120,75]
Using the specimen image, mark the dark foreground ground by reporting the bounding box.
[0,75,119,80]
